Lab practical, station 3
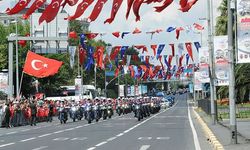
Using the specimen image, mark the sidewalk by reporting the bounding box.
[196,108,250,150]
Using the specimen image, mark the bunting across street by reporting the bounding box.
[6,0,200,23]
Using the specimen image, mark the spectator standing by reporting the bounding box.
[29,100,37,126]
[4,103,11,128]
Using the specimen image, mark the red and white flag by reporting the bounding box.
[104,0,123,24]
[65,0,94,20]
[193,23,204,30]
[23,51,63,78]
[23,0,46,19]
[39,0,63,24]
[6,0,31,15]
[154,0,173,13]
[88,0,108,22]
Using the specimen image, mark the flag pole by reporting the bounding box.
[18,71,24,99]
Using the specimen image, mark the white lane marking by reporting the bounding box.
[20,137,36,142]
[6,131,17,135]
[38,133,52,138]
[138,137,152,140]
[92,109,169,149]
[64,128,75,131]
[87,147,96,150]
[21,129,30,132]
[107,137,116,141]
[53,137,69,141]
[139,145,151,150]
[116,133,124,137]
[188,103,201,150]
[70,137,87,141]
[53,130,64,134]
[156,137,170,140]
[0,142,15,148]
[153,123,176,125]
[34,127,42,129]
[75,125,83,129]
[32,146,48,150]
[95,141,107,147]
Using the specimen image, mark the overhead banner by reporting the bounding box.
[237,0,250,63]
[214,36,229,86]
[198,47,210,83]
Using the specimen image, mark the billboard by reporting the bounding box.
[237,0,250,63]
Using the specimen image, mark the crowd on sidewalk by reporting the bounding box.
[0,98,57,128]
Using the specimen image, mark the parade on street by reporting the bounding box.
[0,0,250,150]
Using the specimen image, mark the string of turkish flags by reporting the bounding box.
[80,41,201,81]
[69,23,204,40]
[6,0,200,24]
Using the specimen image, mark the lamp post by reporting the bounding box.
[228,0,237,144]
[10,12,20,99]
[207,0,216,125]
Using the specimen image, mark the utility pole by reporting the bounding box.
[228,0,237,144]
[15,13,19,99]
[207,0,216,125]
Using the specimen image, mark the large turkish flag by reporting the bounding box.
[23,51,63,78]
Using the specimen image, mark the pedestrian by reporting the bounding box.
[29,100,37,126]
[4,103,11,128]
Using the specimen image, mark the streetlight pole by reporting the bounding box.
[15,14,19,99]
[207,0,216,125]
[228,0,237,144]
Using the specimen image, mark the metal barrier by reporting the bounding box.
[198,99,211,115]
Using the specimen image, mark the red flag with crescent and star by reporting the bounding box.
[104,0,123,24]
[6,0,31,15]
[88,0,108,22]
[65,0,94,20]
[39,0,63,24]
[23,0,46,20]
[23,51,63,78]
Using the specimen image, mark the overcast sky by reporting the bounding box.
[0,0,223,60]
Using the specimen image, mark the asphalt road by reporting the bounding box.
[0,94,212,150]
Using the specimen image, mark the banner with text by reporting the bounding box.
[237,0,250,63]
[198,47,210,83]
[214,36,229,86]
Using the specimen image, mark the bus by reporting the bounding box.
[44,85,96,102]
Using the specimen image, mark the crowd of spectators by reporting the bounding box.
[0,99,57,128]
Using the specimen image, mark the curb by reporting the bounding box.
[193,108,224,150]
